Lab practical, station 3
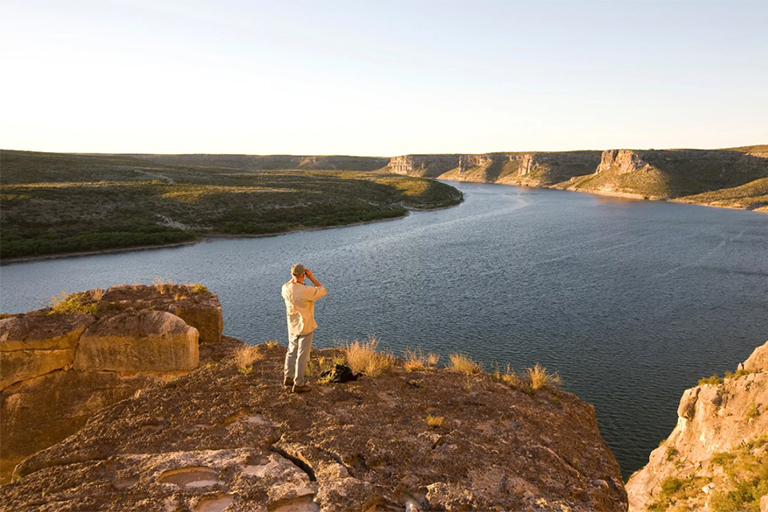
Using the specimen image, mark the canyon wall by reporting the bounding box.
[625,340,768,511]
[0,284,223,483]
[387,146,768,212]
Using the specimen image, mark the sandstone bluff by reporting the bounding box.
[626,340,768,512]
[0,285,628,511]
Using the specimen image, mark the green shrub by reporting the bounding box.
[698,374,724,386]
[48,291,98,315]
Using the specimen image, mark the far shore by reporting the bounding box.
[442,178,768,215]
[2,183,763,266]
[0,210,418,266]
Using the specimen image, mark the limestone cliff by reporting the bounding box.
[387,146,768,212]
[388,154,462,178]
[625,340,768,511]
[0,284,223,483]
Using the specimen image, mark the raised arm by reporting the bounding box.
[304,268,322,288]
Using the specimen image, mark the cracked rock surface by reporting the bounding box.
[2,341,627,511]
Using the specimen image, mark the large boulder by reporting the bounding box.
[0,313,95,390]
[74,310,199,372]
[102,284,223,344]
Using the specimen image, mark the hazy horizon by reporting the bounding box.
[2,1,766,156]
[4,142,767,159]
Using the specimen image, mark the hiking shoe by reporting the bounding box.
[292,384,311,393]
[283,377,294,387]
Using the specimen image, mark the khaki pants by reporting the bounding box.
[284,331,314,386]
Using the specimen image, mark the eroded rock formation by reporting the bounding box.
[387,147,768,212]
[1,340,628,511]
[625,340,768,511]
[0,284,223,483]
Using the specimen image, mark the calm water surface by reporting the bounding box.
[2,182,767,479]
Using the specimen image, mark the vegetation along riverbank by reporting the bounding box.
[0,151,463,261]
[3,145,765,262]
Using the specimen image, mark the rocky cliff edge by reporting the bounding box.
[0,287,628,511]
[0,284,223,483]
[626,340,768,511]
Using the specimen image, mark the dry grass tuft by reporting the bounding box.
[152,278,175,295]
[263,340,279,348]
[403,348,440,371]
[526,363,561,390]
[426,414,444,428]
[448,353,482,375]
[343,337,394,377]
[191,284,208,294]
[235,345,263,374]
[493,363,523,387]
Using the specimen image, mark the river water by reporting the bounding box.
[2,182,767,479]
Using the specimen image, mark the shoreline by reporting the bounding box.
[443,178,768,215]
[2,184,761,265]
[0,209,431,266]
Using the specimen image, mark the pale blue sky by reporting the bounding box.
[2,0,766,155]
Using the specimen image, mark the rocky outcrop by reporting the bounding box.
[388,154,461,178]
[73,310,198,372]
[0,284,222,483]
[597,149,652,174]
[1,342,628,511]
[387,147,768,211]
[0,313,95,389]
[626,340,768,511]
[99,284,223,344]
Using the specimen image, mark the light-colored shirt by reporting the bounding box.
[281,280,328,336]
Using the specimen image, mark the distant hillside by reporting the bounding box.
[131,153,390,172]
[0,150,462,261]
[388,147,768,212]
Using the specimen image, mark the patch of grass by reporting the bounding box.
[403,348,440,371]
[712,452,737,467]
[698,374,724,386]
[448,353,482,375]
[492,364,523,387]
[745,401,760,419]
[526,363,561,391]
[706,435,768,512]
[263,340,279,348]
[648,476,711,511]
[426,415,444,428]
[191,284,208,294]
[234,345,263,375]
[48,291,98,315]
[152,278,175,295]
[343,337,394,377]
[666,446,679,461]
[725,369,754,380]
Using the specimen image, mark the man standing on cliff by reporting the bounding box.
[281,264,327,393]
